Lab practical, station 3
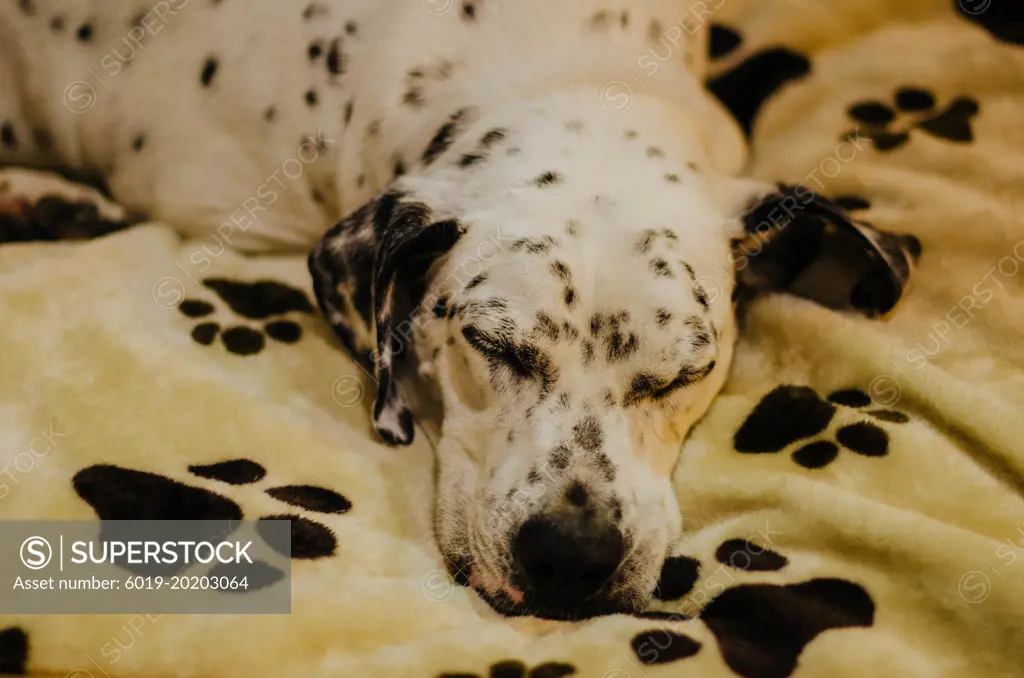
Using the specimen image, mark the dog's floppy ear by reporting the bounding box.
[309,191,464,445]
[733,183,920,317]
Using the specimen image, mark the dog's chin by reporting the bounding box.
[461,564,639,621]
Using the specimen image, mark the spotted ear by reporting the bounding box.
[308,191,464,445]
[733,183,920,317]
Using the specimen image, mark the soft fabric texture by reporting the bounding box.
[3,1,1024,677]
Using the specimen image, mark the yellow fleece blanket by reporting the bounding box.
[2,1,1024,676]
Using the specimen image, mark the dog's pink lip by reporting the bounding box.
[469,567,524,605]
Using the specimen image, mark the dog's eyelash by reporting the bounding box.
[460,325,557,396]
[623,361,716,406]
[460,325,535,378]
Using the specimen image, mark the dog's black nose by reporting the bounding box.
[512,515,624,605]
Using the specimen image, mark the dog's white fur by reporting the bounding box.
[2,0,774,617]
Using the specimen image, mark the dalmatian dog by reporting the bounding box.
[0,0,917,619]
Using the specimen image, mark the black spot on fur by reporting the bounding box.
[326,38,344,75]
[656,308,672,326]
[513,236,556,255]
[343,100,354,126]
[200,57,219,87]
[534,171,563,187]
[76,22,94,41]
[665,173,680,183]
[461,1,477,21]
[308,41,323,60]
[581,340,595,366]
[550,444,572,470]
[535,312,561,341]
[606,331,639,362]
[458,152,485,167]
[650,258,673,278]
[692,283,710,311]
[188,459,266,485]
[305,89,319,107]
[465,273,487,290]
[594,453,615,482]
[422,108,473,165]
[573,416,603,451]
[481,128,508,147]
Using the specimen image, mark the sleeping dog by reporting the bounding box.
[0,0,917,619]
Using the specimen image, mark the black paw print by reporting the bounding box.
[632,539,874,678]
[72,459,351,571]
[439,660,576,678]
[733,385,909,469]
[0,627,27,675]
[178,278,316,356]
[842,86,979,151]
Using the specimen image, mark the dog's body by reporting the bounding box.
[1,1,917,619]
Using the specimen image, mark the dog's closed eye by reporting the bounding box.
[461,324,557,393]
[622,361,716,407]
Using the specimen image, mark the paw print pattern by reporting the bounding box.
[439,660,576,678]
[72,459,350,570]
[733,385,909,469]
[178,278,316,356]
[632,539,874,678]
[842,86,980,151]
[0,627,27,674]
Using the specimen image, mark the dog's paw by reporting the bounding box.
[0,167,130,243]
[733,385,910,469]
[177,277,316,356]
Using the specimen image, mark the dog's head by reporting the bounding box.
[309,104,918,619]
